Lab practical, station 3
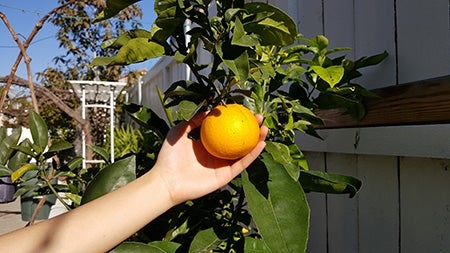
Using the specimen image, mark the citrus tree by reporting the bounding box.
[84,0,388,252]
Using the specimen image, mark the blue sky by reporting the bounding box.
[0,0,156,80]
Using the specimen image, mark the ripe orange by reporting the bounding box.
[200,104,260,160]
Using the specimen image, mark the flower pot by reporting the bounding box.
[0,177,16,203]
[20,194,56,221]
[19,172,56,221]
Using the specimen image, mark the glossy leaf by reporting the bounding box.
[189,228,222,252]
[9,139,32,171]
[11,163,38,183]
[123,103,170,139]
[94,0,141,22]
[217,43,249,83]
[300,170,362,198]
[264,141,300,181]
[111,241,175,253]
[0,128,21,165]
[81,156,136,204]
[242,153,310,253]
[243,236,271,252]
[244,2,297,46]
[232,18,259,47]
[101,29,152,49]
[89,145,111,163]
[44,140,73,159]
[91,39,165,66]
[59,157,83,172]
[0,165,12,177]
[310,65,344,88]
[29,111,48,152]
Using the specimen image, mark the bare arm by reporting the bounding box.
[0,113,268,253]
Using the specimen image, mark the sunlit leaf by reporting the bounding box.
[300,170,362,198]
[243,153,310,253]
[264,141,299,180]
[29,111,48,152]
[0,127,21,165]
[94,0,141,22]
[92,39,165,66]
[310,65,344,88]
[244,2,297,46]
[110,241,176,253]
[189,228,222,252]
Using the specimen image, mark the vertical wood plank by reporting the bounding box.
[298,0,324,38]
[304,151,328,253]
[323,0,355,59]
[396,0,450,83]
[357,155,399,253]
[400,157,450,253]
[326,153,359,253]
[354,0,397,89]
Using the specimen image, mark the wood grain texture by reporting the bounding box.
[316,75,450,128]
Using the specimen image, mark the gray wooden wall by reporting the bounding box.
[270,0,450,252]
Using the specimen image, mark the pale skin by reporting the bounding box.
[0,112,268,253]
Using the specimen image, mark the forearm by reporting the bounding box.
[0,166,174,253]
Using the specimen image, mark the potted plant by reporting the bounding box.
[2,111,82,222]
[0,128,22,203]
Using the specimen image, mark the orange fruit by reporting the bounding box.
[200,104,260,160]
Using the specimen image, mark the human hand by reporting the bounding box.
[152,111,268,205]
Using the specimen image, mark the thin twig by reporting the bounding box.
[0,0,78,111]
[0,13,39,112]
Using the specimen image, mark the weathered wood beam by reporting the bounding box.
[316,75,450,128]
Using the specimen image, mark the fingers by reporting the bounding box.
[255,114,264,125]
[230,125,268,175]
[186,111,208,133]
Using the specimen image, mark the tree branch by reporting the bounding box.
[0,0,78,111]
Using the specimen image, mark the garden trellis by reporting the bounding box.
[69,80,126,168]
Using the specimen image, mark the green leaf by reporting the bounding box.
[101,29,152,49]
[11,163,38,183]
[354,50,389,69]
[123,103,170,139]
[0,165,12,177]
[29,111,48,152]
[111,241,175,253]
[44,140,73,159]
[176,100,201,121]
[189,228,222,253]
[244,237,271,252]
[222,49,249,84]
[310,65,344,88]
[300,170,362,198]
[264,141,300,181]
[12,142,35,158]
[242,153,310,253]
[81,156,136,204]
[94,0,141,22]
[92,39,165,66]
[148,241,181,253]
[59,157,83,172]
[243,3,298,46]
[0,127,21,165]
[89,145,111,163]
[9,139,32,171]
[315,91,366,120]
[232,18,259,47]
